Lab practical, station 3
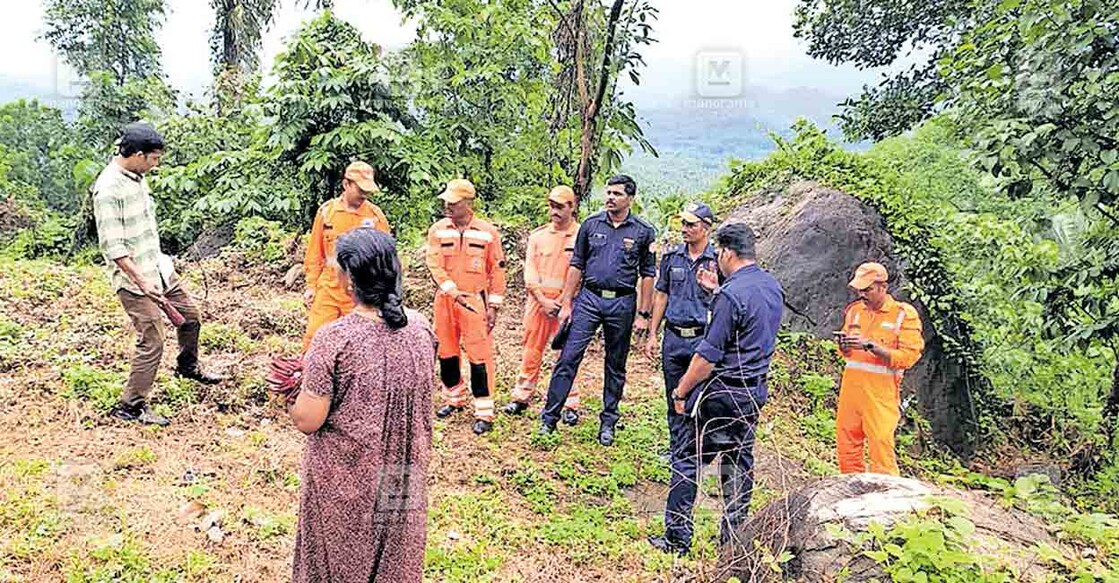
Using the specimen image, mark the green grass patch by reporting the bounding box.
[61,365,124,412]
[112,447,157,471]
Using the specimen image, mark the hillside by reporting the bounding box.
[0,249,839,582]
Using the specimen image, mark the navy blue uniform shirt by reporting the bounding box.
[570,210,656,291]
[655,243,718,328]
[695,264,784,380]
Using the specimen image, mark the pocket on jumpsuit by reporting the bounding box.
[465,243,486,273]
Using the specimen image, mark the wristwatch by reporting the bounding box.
[638,310,651,319]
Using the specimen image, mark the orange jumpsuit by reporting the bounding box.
[512,221,581,409]
[426,216,507,421]
[302,197,390,351]
[836,295,925,475]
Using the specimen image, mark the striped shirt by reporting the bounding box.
[92,162,164,295]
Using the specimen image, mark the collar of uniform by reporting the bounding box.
[600,210,634,228]
[725,263,760,282]
[689,243,717,263]
[112,161,143,183]
[331,196,370,215]
[873,294,898,313]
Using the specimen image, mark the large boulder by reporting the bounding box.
[724,181,976,453]
[718,474,1061,582]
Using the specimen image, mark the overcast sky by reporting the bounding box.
[1,0,880,105]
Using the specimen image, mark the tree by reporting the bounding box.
[549,0,657,202]
[209,0,278,77]
[795,0,1119,467]
[0,101,94,212]
[40,0,166,86]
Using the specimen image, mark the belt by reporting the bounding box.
[585,286,635,299]
[717,375,763,389]
[666,323,705,338]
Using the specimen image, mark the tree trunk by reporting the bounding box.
[572,0,625,206]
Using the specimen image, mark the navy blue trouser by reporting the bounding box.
[664,378,767,548]
[662,329,702,451]
[542,289,636,428]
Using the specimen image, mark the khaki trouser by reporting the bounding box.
[116,282,201,407]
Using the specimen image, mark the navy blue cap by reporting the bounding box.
[678,201,716,225]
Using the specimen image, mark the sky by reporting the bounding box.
[0,0,881,106]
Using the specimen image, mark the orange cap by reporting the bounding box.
[344,161,379,193]
[849,262,889,290]
[438,179,476,203]
[547,185,576,205]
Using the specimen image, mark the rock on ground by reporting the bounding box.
[717,473,1060,582]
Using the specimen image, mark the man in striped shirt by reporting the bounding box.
[93,123,222,426]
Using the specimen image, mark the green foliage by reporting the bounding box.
[231,217,294,266]
[241,506,294,541]
[0,100,94,212]
[2,213,76,260]
[61,365,123,412]
[113,447,157,471]
[209,0,278,76]
[794,0,1119,467]
[40,0,166,84]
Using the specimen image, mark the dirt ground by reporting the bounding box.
[0,253,819,582]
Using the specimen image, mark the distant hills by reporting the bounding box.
[622,85,855,196]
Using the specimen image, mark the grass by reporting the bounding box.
[113,447,157,471]
[0,254,877,582]
[61,365,124,412]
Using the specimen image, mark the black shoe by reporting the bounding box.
[598,425,615,447]
[561,409,579,426]
[176,366,223,385]
[539,422,557,435]
[648,535,689,557]
[472,420,493,435]
[502,401,528,416]
[437,405,464,418]
[109,402,169,427]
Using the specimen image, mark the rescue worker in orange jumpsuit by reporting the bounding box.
[835,262,925,475]
[427,179,507,435]
[302,161,391,351]
[502,186,582,423]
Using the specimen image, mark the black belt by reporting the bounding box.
[666,322,705,338]
[716,375,763,389]
[585,285,635,299]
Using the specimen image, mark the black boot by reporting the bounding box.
[110,402,169,427]
[502,401,528,415]
[598,424,615,447]
[472,420,493,435]
[648,535,689,557]
[437,405,464,418]
[561,409,579,426]
[176,364,223,385]
[539,422,557,435]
